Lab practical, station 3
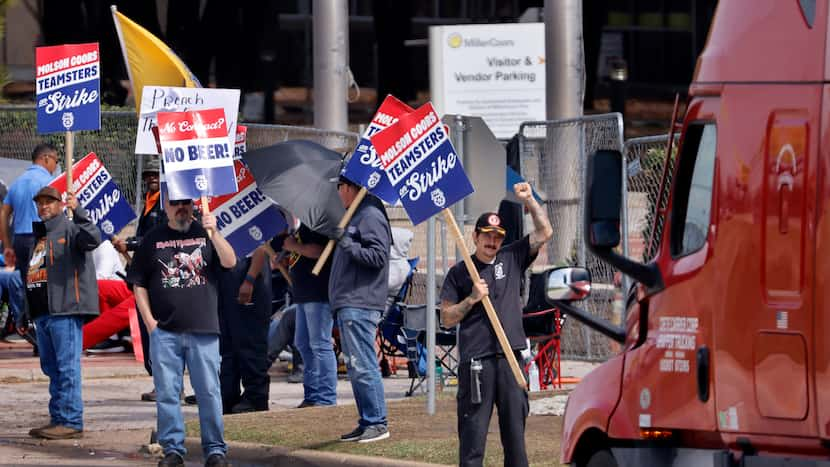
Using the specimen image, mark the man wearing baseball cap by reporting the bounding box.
[440,182,552,467]
[22,186,101,440]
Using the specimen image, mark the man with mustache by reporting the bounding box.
[127,194,236,467]
[440,182,552,467]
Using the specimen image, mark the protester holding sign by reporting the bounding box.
[112,155,167,401]
[23,187,101,441]
[439,182,552,467]
[330,177,392,443]
[127,194,236,467]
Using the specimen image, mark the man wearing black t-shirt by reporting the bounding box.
[440,182,552,467]
[127,196,236,467]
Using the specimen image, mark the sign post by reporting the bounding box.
[311,95,413,275]
[371,102,528,391]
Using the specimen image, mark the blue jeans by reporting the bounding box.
[336,307,387,427]
[0,269,24,326]
[294,302,337,405]
[150,328,226,459]
[35,315,83,430]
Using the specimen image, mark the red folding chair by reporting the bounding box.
[522,307,565,390]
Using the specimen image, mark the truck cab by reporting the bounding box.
[549,1,830,465]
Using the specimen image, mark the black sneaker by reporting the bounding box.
[86,339,126,354]
[231,399,267,414]
[158,452,184,467]
[296,400,316,409]
[357,424,390,443]
[339,426,365,442]
[184,394,197,405]
[204,453,229,467]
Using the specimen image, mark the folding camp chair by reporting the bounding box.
[522,308,565,389]
[522,271,566,390]
[401,303,458,396]
[377,258,419,377]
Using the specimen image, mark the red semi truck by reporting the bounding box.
[540,1,830,465]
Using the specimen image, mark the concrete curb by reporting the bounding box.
[185,438,448,467]
[0,364,147,383]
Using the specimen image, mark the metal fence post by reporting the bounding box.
[426,216,437,415]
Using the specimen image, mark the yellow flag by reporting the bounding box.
[110,6,201,110]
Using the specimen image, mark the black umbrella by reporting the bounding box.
[242,140,345,238]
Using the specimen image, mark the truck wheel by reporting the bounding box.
[584,449,617,467]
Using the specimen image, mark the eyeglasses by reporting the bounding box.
[169,199,192,206]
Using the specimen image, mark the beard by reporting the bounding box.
[170,210,192,232]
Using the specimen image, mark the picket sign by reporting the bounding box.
[311,95,412,276]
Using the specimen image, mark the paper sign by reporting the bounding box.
[371,102,474,225]
[157,108,237,200]
[49,153,136,239]
[136,86,240,155]
[341,95,413,203]
[36,43,101,133]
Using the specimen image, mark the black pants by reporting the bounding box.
[457,355,529,467]
[12,234,35,277]
[218,257,272,413]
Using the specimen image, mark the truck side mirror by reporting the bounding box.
[586,149,623,249]
[546,267,592,302]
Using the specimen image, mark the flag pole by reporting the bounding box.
[311,186,367,276]
[442,208,528,390]
[110,5,136,97]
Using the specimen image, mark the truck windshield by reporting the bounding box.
[670,123,717,257]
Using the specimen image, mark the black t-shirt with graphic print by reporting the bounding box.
[25,237,48,319]
[440,235,537,362]
[127,222,223,334]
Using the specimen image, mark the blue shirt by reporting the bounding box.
[3,164,54,235]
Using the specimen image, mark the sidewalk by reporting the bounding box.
[0,339,597,466]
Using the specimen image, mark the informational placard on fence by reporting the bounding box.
[136,86,240,155]
[429,23,545,138]
[206,158,287,258]
[341,95,413,203]
[36,43,101,134]
[371,102,474,225]
[49,152,136,239]
[157,108,237,200]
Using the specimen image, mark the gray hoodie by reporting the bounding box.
[25,206,101,320]
[328,199,391,312]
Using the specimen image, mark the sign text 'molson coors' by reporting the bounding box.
[36,43,100,133]
[49,153,136,238]
[157,108,238,200]
[341,95,413,203]
[371,102,473,226]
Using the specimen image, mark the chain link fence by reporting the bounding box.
[623,134,679,263]
[0,107,359,222]
[518,113,624,361]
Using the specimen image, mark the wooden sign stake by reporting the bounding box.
[311,186,368,276]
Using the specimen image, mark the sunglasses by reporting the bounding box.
[169,199,193,206]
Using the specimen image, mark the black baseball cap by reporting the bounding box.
[474,212,506,236]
